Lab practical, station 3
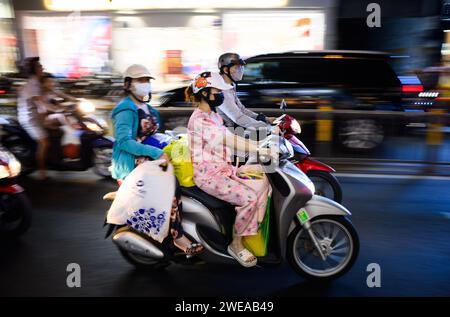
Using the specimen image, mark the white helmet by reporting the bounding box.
[124,64,154,79]
[191,71,232,94]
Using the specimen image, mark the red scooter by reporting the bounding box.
[273,113,343,203]
[0,147,32,237]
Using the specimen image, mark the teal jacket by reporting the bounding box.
[111,96,164,180]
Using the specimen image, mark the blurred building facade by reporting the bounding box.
[0,0,18,73]
[8,0,337,91]
[337,0,445,74]
[0,0,447,91]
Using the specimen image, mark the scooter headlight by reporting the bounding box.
[8,158,21,177]
[85,122,103,133]
[78,99,96,114]
[291,119,301,134]
[0,151,21,178]
[0,165,10,179]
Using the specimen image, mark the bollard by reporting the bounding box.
[426,109,444,146]
[425,108,445,169]
[315,100,333,157]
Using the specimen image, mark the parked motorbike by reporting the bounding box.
[0,99,113,177]
[104,135,359,281]
[0,147,32,237]
[273,113,343,203]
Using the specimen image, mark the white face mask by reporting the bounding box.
[231,66,244,82]
[132,82,152,98]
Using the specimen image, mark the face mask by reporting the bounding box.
[206,92,224,112]
[231,66,244,82]
[132,82,152,99]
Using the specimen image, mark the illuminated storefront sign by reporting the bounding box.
[222,11,325,56]
[0,0,17,73]
[22,15,111,77]
[44,0,288,11]
[0,0,13,18]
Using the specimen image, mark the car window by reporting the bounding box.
[244,58,400,87]
[243,61,284,82]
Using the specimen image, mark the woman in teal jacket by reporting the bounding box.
[111,64,203,255]
[111,95,165,180]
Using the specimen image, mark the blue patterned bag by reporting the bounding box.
[127,208,168,237]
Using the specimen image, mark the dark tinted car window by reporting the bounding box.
[244,57,400,87]
[244,61,283,82]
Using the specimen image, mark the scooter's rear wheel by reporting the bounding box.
[287,216,359,281]
[119,249,171,270]
[114,226,171,270]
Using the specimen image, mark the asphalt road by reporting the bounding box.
[1,170,449,297]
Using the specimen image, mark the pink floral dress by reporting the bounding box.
[187,108,267,237]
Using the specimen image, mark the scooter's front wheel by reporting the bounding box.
[287,216,359,281]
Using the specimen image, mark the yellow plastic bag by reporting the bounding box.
[242,196,271,257]
[163,136,196,187]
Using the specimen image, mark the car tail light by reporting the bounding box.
[402,85,424,93]
[0,90,6,94]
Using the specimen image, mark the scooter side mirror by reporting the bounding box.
[279,99,287,112]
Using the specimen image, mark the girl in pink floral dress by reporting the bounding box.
[186,72,271,267]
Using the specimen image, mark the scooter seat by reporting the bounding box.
[180,186,233,211]
[180,186,236,246]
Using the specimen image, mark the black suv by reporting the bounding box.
[159,50,418,150]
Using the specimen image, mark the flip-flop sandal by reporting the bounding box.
[174,240,205,257]
[185,243,205,256]
[227,245,257,268]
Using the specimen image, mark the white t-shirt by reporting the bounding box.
[17,77,42,124]
[217,84,267,130]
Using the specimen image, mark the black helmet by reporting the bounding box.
[218,53,246,73]
[22,57,41,77]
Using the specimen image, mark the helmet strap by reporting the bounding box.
[202,87,212,101]
[222,65,237,84]
[130,91,145,103]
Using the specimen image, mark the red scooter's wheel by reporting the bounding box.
[306,170,343,203]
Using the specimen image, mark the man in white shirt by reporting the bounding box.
[217,53,276,131]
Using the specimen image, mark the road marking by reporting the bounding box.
[335,173,450,181]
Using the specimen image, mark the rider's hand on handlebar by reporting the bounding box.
[158,152,170,163]
[267,117,277,124]
[271,125,280,135]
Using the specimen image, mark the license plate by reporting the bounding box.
[297,208,309,224]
